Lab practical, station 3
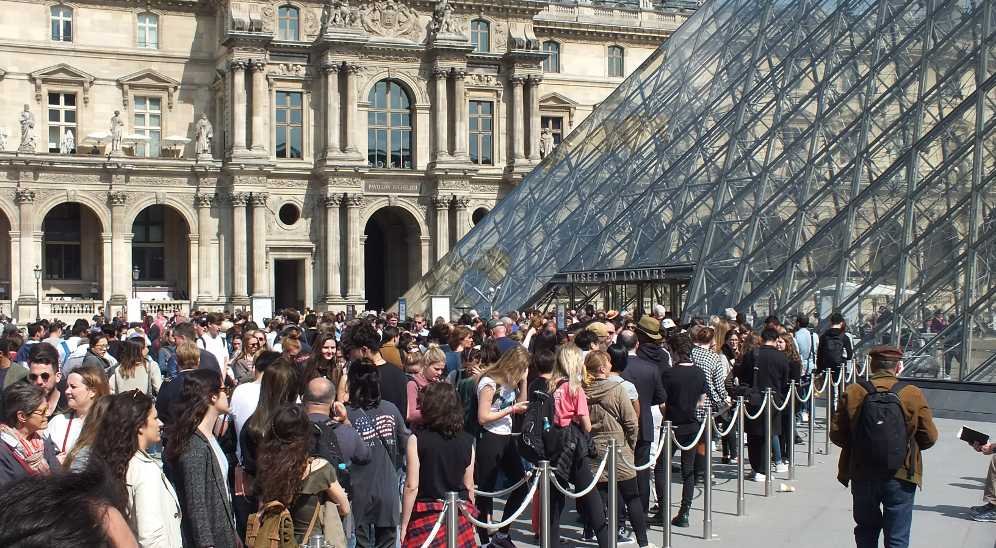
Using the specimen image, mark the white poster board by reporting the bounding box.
[429,295,451,324]
[251,297,273,327]
[126,298,142,323]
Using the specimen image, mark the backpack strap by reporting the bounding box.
[888,381,909,396]
[856,378,876,395]
[301,459,323,542]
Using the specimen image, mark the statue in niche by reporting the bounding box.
[0,128,7,152]
[110,110,124,153]
[431,0,459,35]
[540,128,554,158]
[60,128,75,155]
[18,104,35,153]
[195,113,214,157]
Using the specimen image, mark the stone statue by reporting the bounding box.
[540,127,554,158]
[110,110,124,153]
[431,0,459,36]
[60,128,75,155]
[18,104,35,153]
[0,128,7,152]
[195,113,214,157]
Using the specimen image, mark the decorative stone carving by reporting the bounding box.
[109,110,125,154]
[345,193,365,208]
[108,191,128,207]
[430,0,463,38]
[466,73,499,87]
[261,5,276,33]
[249,193,269,206]
[0,127,6,152]
[528,75,543,86]
[195,114,214,158]
[18,105,35,153]
[431,195,452,209]
[436,179,472,192]
[229,59,249,72]
[322,62,341,74]
[493,20,508,52]
[14,188,35,204]
[540,128,554,158]
[270,64,309,77]
[59,129,74,154]
[195,193,214,208]
[304,9,319,35]
[454,196,471,209]
[358,0,421,41]
[250,60,267,73]
[230,192,250,206]
[322,0,356,31]
[325,194,343,208]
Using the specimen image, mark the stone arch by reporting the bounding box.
[34,193,110,234]
[124,195,196,232]
[362,202,427,310]
[38,198,105,298]
[129,202,192,299]
[0,204,12,300]
[360,197,429,238]
[358,70,429,108]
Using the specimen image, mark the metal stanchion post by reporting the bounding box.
[764,389,773,497]
[607,438,618,548]
[824,373,832,457]
[788,381,796,481]
[703,404,713,540]
[539,461,551,548]
[736,399,745,517]
[446,491,459,548]
[807,380,815,466]
[663,421,673,548]
[864,356,870,381]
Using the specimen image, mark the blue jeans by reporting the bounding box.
[851,478,916,548]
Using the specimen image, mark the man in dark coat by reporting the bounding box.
[737,327,790,481]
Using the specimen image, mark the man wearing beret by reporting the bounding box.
[830,345,938,548]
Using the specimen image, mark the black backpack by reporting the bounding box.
[821,333,847,370]
[310,419,350,493]
[851,380,912,477]
[518,379,566,464]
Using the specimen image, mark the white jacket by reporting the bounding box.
[126,451,183,548]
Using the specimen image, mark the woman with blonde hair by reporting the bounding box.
[473,346,530,546]
[64,396,112,471]
[231,330,262,384]
[405,345,446,424]
[47,364,110,462]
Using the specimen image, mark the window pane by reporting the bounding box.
[63,94,75,106]
[48,93,59,105]
[482,135,492,164]
[135,96,146,109]
[276,109,287,123]
[290,109,302,124]
[290,92,301,107]
[290,128,302,158]
[276,127,287,157]
[149,97,161,110]
[49,110,60,122]
[149,114,161,126]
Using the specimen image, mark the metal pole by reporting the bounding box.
[807,379,815,466]
[607,438,618,548]
[788,381,796,481]
[864,356,870,381]
[703,405,713,539]
[539,460,551,548]
[663,421,673,548]
[736,399,745,517]
[824,373,832,457]
[764,388,773,497]
[446,491,459,548]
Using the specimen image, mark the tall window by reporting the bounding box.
[51,6,73,41]
[43,203,82,280]
[608,45,625,77]
[541,116,564,146]
[275,91,303,159]
[470,19,490,53]
[367,80,412,169]
[133,96,162,157]
[542,41,560,73]
[132,206,165,281]
[278,5,299,40]
[469,101,493,165]
[47,92,77,154]
[137,13,159,48]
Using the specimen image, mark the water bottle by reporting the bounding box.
[543,416,551,432]
[337,462,347,472]
[308,532,326,548]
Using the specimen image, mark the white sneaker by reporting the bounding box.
[801,411,810,423]
[752,472,766,482]
[775,463,789,473]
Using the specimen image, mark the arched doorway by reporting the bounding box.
[364,207,421,311]
[0,210,10,305]
[41,203,103,299]
[132,205,190,300]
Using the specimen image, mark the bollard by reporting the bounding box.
[824,373,832,457]
[539,461,551,548]
[703,404,713,540]
[807,380,815,466]
[662,421,673,548]
[607,438,618,548]
[863,357,870,381]
[736,398,746,517]
[788,381,796,481]
[764,388,773,497]
[446,491,459,548]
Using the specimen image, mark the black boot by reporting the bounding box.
[671,504,690,528]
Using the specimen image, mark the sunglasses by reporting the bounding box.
[28,372,52,382]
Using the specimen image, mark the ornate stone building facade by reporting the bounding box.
[0,0,692,318]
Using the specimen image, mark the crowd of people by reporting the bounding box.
[0,303,985,548]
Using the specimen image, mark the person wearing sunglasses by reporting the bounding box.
[0,382,59,486]
[26,343,66,420]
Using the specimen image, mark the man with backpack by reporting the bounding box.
[817,312,853,377]
[830,345,938,548]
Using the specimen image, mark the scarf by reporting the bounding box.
[0,423,51,476]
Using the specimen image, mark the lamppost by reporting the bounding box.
[132,266,140,299]
[33,264,42,321]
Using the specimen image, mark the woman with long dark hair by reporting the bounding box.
[346,358,411,548]
[400,382,476,547]
[90,390,182,547]
[239,357,300,477]
[255,403,350,543]
[232,330,262,385]
[109,338,162,396]
[166,368,237,548]
[300,331,341,397]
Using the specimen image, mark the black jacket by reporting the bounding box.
[169,431,237,548]
[816,328,853,372]
[737,346,790,437]
[636,343,671,370]
[621,353,668,443]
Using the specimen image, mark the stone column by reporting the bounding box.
[345,194,364,299]
[250,193,269,297]
[324,194,343,301]
[323,63,341,158]
[432,68,449,161]
[454,196,471,243]
[14,189,36,305]
[249,60,268,155]
[432,195,451,262]
[195,193,214,301]
[187,234,199,303]
[230,60,249,154]
[453,70,469,160]
[230,193,249,301]
[108,191,129,305]
[528,76,543,161]
[343,64,360,155]
[510,77,525,161]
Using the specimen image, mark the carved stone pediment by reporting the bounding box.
[358,0,423,42]
[118,69,181,109]
[29,64,96,103]
[539,92,578,108]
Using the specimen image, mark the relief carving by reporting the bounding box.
[270,64,310,77]
[358,0,422,42]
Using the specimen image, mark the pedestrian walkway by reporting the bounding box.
[502,415,994,548]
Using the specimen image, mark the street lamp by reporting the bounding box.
[33,264,42,321]
[132,266,141,299]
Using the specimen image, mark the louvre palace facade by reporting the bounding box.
[0,0,694,319]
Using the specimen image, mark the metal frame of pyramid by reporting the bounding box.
[403,0,996,381]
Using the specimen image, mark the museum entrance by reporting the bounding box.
[273,259,305,311]
[364,206,421,312]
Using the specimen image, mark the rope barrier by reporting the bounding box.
[812,371,831,396]
[833,367,846,387]
[549,451,609,499]
[459,475,540,530]
[672,418,709,451]
[771,389,792,412]
[744,391,770,420]
[474,471,534,498]
[418,501,448,548]
[712,401,742,438]
[795,377,816,403]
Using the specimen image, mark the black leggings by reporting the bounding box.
[474,430,529,544]
[597,478,648,546]
[654,428,703,509]
[551,454,607,547]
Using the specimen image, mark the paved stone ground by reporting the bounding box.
[491,410,995,548]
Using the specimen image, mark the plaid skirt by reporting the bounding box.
[403,500,478,547]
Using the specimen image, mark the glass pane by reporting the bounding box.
[276,109,287,124]
[135,96,146,109]
[64,110,75,123]
[149,97,161,110]
[290,109,302,124]
[482,135,492,164]
[290,93,301,107]
[149,114,161,127]
[148,224,163,242]
[48,93,59,105]
[276,92,288,107]
[470,137,478,162]
[291,128,302,158]
[482,117,492,132]
[64,94,75,106]
[276,127,287,157]
[49,110,60,122]
[391,112,403,127]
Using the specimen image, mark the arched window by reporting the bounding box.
[542,41,560,73]
[367,80,413,169]
[137,13,159,48]
[470,19,490,53]
[608,45,625,77]
[51,5,73,42]
[278,5,299,41]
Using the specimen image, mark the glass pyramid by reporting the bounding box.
[404,0,996,381]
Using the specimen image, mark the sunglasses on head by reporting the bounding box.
[28,372,51,382]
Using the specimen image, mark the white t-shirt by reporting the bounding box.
[477,376,517,436]
[198,333,230,377]
[46,412,85,454]
[230,381,261,439]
